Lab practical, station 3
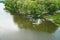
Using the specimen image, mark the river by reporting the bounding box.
[0,3,60,40]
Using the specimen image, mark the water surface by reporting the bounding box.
[0,3,60,40]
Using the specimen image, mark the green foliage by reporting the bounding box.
[44,13,60,25]
[4,0,60,19]
[53,13,60,25]
[17,0,45,19]
[44,0,59,15]
[4,0,19,14]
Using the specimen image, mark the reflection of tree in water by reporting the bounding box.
[13,14,58,33]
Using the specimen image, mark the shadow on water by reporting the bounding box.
[12,14,58,33]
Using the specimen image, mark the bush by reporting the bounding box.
[4,0,60,19]
[4,0,19,14]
